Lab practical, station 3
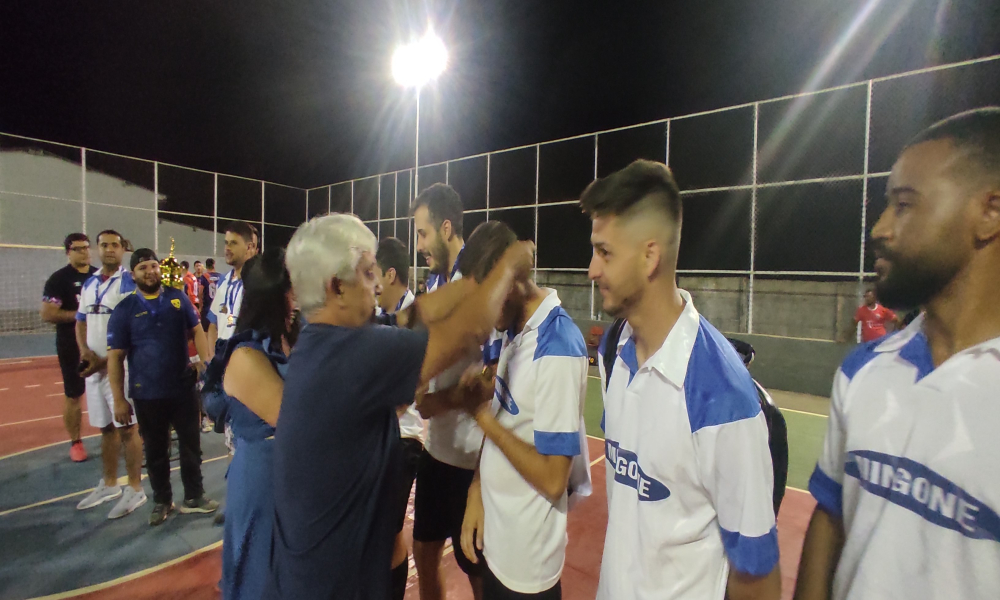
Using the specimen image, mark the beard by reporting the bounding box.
[428,236,451,276]
[136,278,162,295]
[873,243,959,310]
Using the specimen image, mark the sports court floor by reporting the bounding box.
[0,354,828,600]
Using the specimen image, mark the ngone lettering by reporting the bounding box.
[845,450,1000,543]
[604,439,670,501]
[494,375,519,415]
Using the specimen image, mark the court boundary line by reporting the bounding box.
[25,540,225,600]
[0,454,229,518]
[0,433,102,461]
[1,411,89,428]
[0,354,57,362]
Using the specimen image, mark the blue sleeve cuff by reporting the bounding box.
[809,465,844,517]
[534,431,581,456]
[720,526,779,577]
[206,311,218,325]
[75,312,87,322]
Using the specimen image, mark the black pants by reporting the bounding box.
[483,566,561,600]
[133,391,204,505]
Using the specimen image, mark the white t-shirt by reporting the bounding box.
[423,258,484,470]
[480,289,591,594]
[76,266,136,358]
[597,290,778,600]
[209,269,243,341]
[394,290,424,442]
[811,315,1000,600]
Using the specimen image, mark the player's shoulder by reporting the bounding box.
[534,306,587,360]
[683,316,761,433]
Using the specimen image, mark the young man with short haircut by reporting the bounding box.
[795,109,1000,600]
[74,230,146,518]
[207,221,254,354]
[588,160,780,600]
[41,233,97,462]
[410,183,486,599]
[458,222,591,600]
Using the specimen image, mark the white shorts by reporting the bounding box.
[86,371,137,429]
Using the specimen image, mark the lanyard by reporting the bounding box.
[93,269,122,313]
[225,275,243,317]
[395,291,412,313]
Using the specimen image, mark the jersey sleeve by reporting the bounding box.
[106,300,132,351]
[179,293,200,329]
[533,355,586,456]
[883,306,897,322]
[208,279,225,325]
[809,369,850,517]
[42,272,64,305]
[695,413,779,577]
[75,280,92,322]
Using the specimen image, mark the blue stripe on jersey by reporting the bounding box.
[620,337,638,385]
[533,307,587,360]
[840,338,884,380]
[898,332,934,381]
[119,272,136,293]
[719,525,779,577]
[809,465,844,516]
[534,431,581,456]
[483,337,503,365]
[683,317,761,433]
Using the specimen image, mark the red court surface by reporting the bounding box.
[1,356,815,600]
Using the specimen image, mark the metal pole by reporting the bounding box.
[260,181,266,251]
[859,80,873,286]
[80,148,87,233]
[534,144,539,278]
[748,103,759,334]
[213,173,218,255]
[154,162,159,253]
[414,87,421,193]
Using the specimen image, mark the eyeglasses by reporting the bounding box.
[69,245,90,252]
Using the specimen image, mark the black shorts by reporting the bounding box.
[392,437,424,533]
[413,451,481,576]
[484,567,561,600]
[56,338,85,399]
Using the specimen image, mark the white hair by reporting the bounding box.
[286,213,377,313]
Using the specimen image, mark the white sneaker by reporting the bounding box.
[77,479,122,510]
[108,486,147,519]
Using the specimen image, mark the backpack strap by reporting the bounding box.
[601,318,627,392]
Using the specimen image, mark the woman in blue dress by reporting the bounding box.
[204,248,298,600]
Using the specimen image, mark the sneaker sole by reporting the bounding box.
[178,504,218,514]
[76,489,123,511]
[108,495,148,520]
[149,505,174,526]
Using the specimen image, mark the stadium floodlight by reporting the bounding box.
[392,31,448,89]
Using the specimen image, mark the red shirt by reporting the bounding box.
[855,303,897,342]
[183,272,200,308]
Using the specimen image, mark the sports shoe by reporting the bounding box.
[69,441,88,462]
[76,479,122,510]
[149,502,174,526]
[202,418,213,433]
[179,496,220,514]
[108,486,147,519]
[213,509,226,526]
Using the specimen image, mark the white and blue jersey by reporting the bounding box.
[479,289,592,593]
[208,270,244,342]
[597,289,778,600]
[76,266,136,357]
[810,315,1000,600]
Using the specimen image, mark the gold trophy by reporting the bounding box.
[160,238,185,290]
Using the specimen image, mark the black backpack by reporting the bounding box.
[600,318,789,516]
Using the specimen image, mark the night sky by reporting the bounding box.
[1,0,997,188]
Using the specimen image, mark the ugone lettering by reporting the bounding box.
[604,439,670,501]
[845,450,1000,542]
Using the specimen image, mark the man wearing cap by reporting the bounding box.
[107,248,218,526]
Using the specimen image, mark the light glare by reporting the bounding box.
[392,32,448,88]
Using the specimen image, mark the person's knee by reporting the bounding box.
[117,424,137,441]
[413,539,444,566]
[100,424,116,436]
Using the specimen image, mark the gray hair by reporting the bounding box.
[286,213,377,313]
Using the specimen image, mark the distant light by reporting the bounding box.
[392,31,448,88]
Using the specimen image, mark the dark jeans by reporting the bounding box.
[133,391,204,505]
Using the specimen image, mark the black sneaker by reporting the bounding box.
[149,502,174,526]
[179,496,220,514]
[213,509,226,526]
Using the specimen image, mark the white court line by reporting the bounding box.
[0,388,8,392]
[24,384,40,389]
[0,360,32,365]
[0,433,102,461]
[47,393,63,397]
[0,412,88,428]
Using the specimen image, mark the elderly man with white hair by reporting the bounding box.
[263,213,534,600]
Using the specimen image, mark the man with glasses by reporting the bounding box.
[41,233,97,462]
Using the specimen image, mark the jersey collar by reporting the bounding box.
[615,289,701,388]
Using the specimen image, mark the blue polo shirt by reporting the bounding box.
[264,323,428,600]
[107,287,200,400]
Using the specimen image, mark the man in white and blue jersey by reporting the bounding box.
[794,109,1000,600]
[73,230,146,519]
[456,222,591,600]
[586,160,781,600]
[375,236,423,599]
[207,221,254,355]
[410,183,486,600]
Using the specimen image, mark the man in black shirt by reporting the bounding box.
[41,233,98,462]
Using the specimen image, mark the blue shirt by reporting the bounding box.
[264,323,428,600]
[107,287,200,400]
